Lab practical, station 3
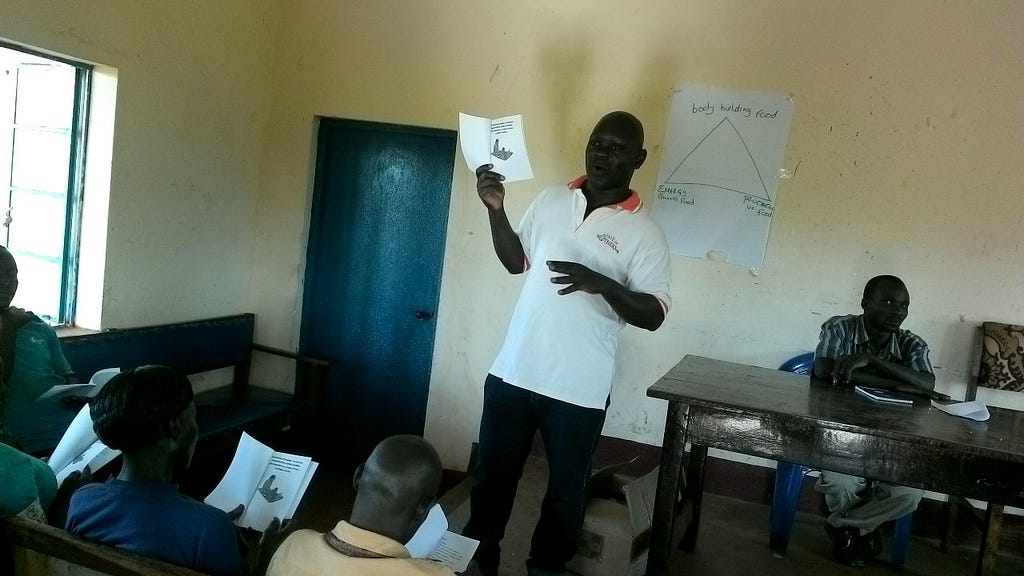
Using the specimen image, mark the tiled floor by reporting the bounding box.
[291,457,1023,576]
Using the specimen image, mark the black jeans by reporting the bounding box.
[462,374,607,574]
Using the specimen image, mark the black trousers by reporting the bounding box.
[462,374,607,573]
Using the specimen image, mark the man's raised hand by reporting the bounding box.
[476,164,506,211]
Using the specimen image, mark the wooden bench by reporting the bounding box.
[0,515,210,576]
[8,313,328,458]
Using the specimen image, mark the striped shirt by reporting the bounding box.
[814,314,933,374]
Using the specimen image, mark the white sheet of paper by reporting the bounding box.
[405,503,448,558]
[55,440,119,486]
[37,367,119,401]
[426,531,480,573]
[205,432,274,514]
[458,113,534,183]
[48,404,99,473]
[36,383,96,401]
[284,461,318,520]
[88,368,121,390]
[653,82,793,266]
[931,400,990,421]
[240,451,313,530]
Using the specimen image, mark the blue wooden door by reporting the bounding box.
[301,118,455,465]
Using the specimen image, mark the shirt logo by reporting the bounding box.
[596,233,620,254]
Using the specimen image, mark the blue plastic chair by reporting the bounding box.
[770,353,913,566]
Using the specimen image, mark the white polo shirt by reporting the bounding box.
[489,177,672,409]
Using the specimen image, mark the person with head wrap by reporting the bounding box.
[65,365,249,576]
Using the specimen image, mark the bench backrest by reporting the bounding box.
[1,516,209,576]
[60,314,255,389]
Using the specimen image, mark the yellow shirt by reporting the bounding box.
[266,520,455,576]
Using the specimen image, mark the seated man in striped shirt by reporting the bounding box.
[812,275,933,566]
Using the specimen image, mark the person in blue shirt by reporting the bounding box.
[65,365,250,576]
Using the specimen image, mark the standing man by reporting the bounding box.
[463,112,672,576]
[812,275,933,566]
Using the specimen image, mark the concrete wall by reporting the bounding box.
[254,0,1023,469]
[0,0,278,329]
[5,1,1022,470]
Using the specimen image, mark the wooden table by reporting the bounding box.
[645,355,1024,576]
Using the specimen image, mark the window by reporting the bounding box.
[0,43,90,324]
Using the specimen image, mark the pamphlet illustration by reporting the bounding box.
[47,401,121,486]
[653,82,793,266]
[205,432,318,531]
[405,503,479,573]
[459,113,534,182]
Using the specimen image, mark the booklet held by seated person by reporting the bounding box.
[205,432,318,531]
[48,403,121,487]
[37,367,121,402]
[405,503,479,573]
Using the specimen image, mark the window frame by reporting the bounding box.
[0,40,92,325]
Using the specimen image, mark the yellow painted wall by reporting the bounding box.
[3,1,1021,471]
[0,0,277,328]
[255,0,1023,468]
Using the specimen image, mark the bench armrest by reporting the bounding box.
[250,344,330,410]
[251,343,329,367]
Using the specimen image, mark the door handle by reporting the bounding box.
[414,310,434,320]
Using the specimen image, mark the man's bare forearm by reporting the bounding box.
[601,285,665,331]
[487,208,526,274]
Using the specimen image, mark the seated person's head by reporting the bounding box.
[0,246,18,310]
[90,365,198,481]
[350,435,443,543]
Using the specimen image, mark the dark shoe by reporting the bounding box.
[831,526,866,567]
[860,529,883,558]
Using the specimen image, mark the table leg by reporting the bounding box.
[977,504,1003,576]
[678,444,708,551]
[647,402,688,576]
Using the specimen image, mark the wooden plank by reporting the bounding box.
[1,517,210,576]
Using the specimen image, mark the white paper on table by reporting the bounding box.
[459,113,534,183]
[205,432,275,514]
[931,400,990,422]
[48,404,99,473]
[406,503,479,573]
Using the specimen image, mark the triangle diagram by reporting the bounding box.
[665,117,771,202]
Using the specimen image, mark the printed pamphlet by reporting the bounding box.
[459,112,534,182]
[405,503,479,573]
[205,432,318,531]
[47,403,120,487]
[37,367,121,402]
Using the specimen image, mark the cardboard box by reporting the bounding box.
[567,466,659,576]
